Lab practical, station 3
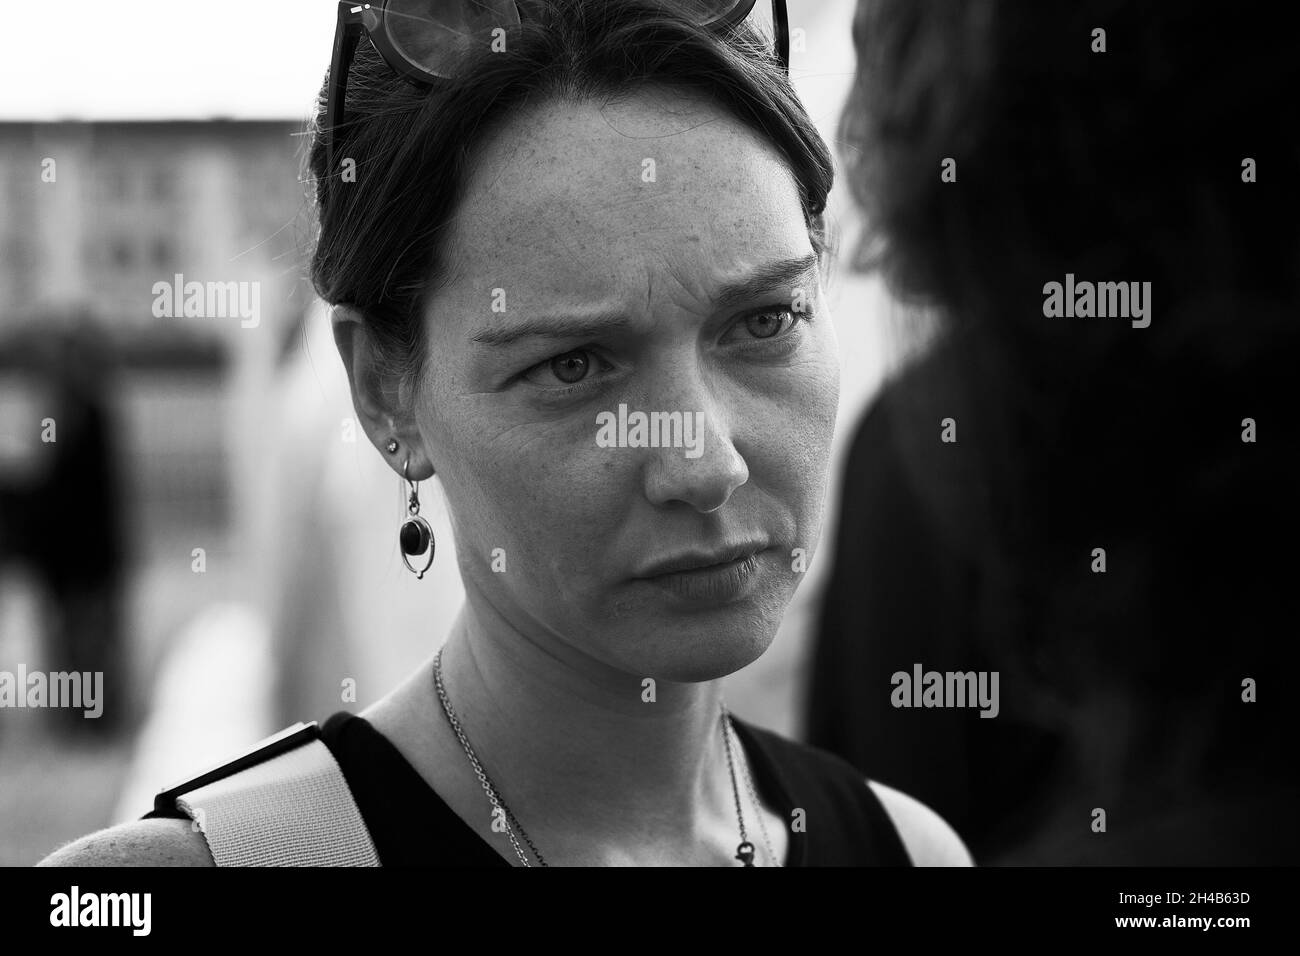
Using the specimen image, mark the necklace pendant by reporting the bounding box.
[735,841,755,866]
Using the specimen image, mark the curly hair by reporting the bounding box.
[840,0,1300,851]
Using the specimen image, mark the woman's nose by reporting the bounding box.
[637,391,750,514]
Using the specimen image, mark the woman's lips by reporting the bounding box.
[638,550,765,604]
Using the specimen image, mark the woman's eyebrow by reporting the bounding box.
[711,252,821,311]
[469,312,631,348]
[467,253,820,349]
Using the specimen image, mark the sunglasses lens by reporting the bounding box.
[647,0,755,27]
[383,0,522,78]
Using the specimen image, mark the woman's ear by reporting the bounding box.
[809,211,836,292]
[330,304,432,479]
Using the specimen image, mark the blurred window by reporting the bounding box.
[151,168,174,201]
[151,237,172,269]
[110,238,132,269]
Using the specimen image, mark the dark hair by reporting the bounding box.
[307,0,833,395]
[841,0,1300,857]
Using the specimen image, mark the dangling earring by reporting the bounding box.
[400,457,435,579]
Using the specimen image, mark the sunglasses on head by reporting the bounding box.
[325,0,791,175]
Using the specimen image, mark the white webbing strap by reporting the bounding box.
[175,738,380,867]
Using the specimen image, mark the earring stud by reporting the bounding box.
[386,438,399,454]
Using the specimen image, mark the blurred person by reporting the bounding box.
[809,0,1300,863]
[42,0,969,867]
[0,322,127,738]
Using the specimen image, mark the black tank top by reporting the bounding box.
[147,711,913,866]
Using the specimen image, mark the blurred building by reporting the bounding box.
[0,120,310,560]
[0,122,306,335]
[0,123,316,861]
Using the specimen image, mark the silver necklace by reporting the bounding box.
[729,714,782,866]
[432,647,545,865]
[432,647,769,866]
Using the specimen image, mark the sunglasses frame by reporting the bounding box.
[325,0,791,177]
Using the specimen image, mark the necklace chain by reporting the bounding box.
[735,720,780,865]
[433,647,545,866]
[431,647,775,866]
[719,705,751,853]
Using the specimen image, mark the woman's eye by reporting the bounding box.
[746,310,793,339]
[549,350,590,384]
[723,308,802,344]
[520,348,604,390]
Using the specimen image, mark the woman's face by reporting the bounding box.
[417,88,840,683]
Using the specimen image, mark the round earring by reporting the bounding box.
[386,438,399,454]
[399,458,435,579]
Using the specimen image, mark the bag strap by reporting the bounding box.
[158,722,380,867]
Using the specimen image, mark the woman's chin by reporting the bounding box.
[628,623,779,684]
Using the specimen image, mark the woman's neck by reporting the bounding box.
[434,601,737,857]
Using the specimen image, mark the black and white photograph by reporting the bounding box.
[0,0,1295,933]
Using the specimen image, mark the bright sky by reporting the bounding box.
[0,0,339,121]
[0,0,857,123]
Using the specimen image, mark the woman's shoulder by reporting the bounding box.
[865,779,974,866]
[41,716,364,868]
[38,818,215,867]
[733,718,973,866]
